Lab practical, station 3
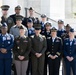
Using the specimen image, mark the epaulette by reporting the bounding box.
[42,35,46,38]
[30,35,34,38]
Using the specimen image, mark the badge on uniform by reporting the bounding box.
[56,40,60,42]
[17,40,20,43]
[17,47,20,49]
[47,37,51,39]
[24,40,28,42]
[66,43,69,45]
[8,41,10,44]
[3,37,6,41]
[40,38,43,42]
[7,37,11,40]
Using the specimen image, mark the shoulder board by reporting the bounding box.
[13,25,16,28]
[65,38,69,41]
[42,35,45,38]
[57,37,61,39]
[24,36,27,38]
[31,35,34,38]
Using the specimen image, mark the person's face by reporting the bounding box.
[66,27,70,33]
[29,10,34,16]
[41,17,47,22]
[1,27,8,34]
[45,25,51,31]
[35,30,41,35]
[16,20,22,25]
[27,22,33,28]
[15,9,20,14]
[58,23,64,29]
[2,10,8,16]
[19,29,25,36]
[69,32,75,37]
[51,31,57,37]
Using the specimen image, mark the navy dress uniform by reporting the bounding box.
[27,19,35,37]
[64,28,76,75]
[22,7,40,27]
[30,24,47,75]
[27,19,35,75]
[0,23,14,75]
[42,22,51,75]
[47,27,62,75]
[40,14,47,34]
[57,20,66,37]
[1,5,14,33]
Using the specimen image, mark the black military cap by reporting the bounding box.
[19,26,24,30]
[69,28,74,33]
[1,5,10,10]
[27,18,33,23]
[16,15,23,21]
[45,22,52,26]
[51,27,57,32]
[41,14,46,18]
[58,20,64,24]
[29,7,33,10]
[15,5,21,10]
[1,22,8,28]
[65,24,71,28]
[34,24,41,30]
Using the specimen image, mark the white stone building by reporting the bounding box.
[0,0,76,27]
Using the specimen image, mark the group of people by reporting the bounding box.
[0,5,76,75]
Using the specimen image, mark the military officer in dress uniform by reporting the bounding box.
[42,22,52,75]
[1,5,14,33]
[10,15,27,75]
[61,24,71,75]
[64,28,76,75]
[10,15,28,38]
[61,24,71,40]
[0,23,14,75]
[10,5,23,24]
[26,18,35,75]
[27,18,35,37]
[57,20,66,37]
[13,26,31,75]
[47,27,62,75]
[22,7,39,27]
[40,14,47,34]
[30,24,47,75]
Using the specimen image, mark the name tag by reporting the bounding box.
[24,41,28,42]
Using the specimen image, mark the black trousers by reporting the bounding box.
[26,58,32,75]
[12,64,17,75]
[44,55,48,75]
[31,55,45,75]
[48,57,61,75]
